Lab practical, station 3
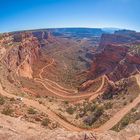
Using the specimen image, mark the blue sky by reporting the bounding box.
[0,0,139,32]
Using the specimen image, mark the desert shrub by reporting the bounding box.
[121,117,130,127]
[28,108,37,114]
[83,103,91,112]
[102,86,114,99]
[130,99,133,103]
[123,101,127,106]
[78,111,86,118]
[10,97,15,101]
[104,102,113,109]
[2,107,13,116]
[90,104,98,112]
[64,101,69,104]
[94,106,104,117]
[39,101,43,104]
[83,103,98,113]
[36,95,41,98]
[0,96,5,105]
[66,106,75,115]
[41,118,50,126]
[84,106,104,126]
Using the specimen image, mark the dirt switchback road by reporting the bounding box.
[0,84,83,132]
[35,58,106,100]
[1,74,140,133]
[39,59,77,93]
[34,76,105,101]
[2,45,140,133]
[95,74,140,132]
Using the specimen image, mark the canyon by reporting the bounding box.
[0,28,140,140]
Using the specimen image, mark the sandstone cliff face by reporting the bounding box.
[100,30,140,46]
[100,34,131,46]
[0,34,12,58]
[126,53,140,64]
[87,31,140,82]
[32,30,56,44]
[87,44,128,79]
[3,32,41,79]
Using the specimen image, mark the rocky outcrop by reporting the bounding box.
[3,32,41,79]
[87,44,128,79]
[100,34,131,46]
[100,30,140,47]
[32,31,49,41]
[126,53,140,64]
[87,31,140,82]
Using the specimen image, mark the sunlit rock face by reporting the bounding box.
[87,30,140,81]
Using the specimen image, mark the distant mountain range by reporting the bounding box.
[9,27,122,39]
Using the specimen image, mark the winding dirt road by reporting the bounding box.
[95,74,140,132]
[24,59,140,132]
[1,74,140,132]
[35,72,140,132]
[0,84,83,131]
[34,59,140,132]
[1,44,140,133]
[34,58,106,100]
[39,58,77,93]
[34,77,105,101]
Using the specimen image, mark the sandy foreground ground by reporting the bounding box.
[0,113,140,140]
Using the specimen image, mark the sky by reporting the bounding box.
[0,0,140,33]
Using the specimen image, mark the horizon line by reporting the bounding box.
[0,26,138,34]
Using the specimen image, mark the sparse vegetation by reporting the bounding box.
[66,106,75,115]
[28,108,37,114]
[104,102,113,109]
[121,117,130,127]
[41,118,50,126]
[39,100,43,104]
[10,97,15,101]
[2,107,13,116]
[84,105,104,126]
[123,101,127,106]
[0,96,5,105]
[64,101,69,104]
[112,104,140,131]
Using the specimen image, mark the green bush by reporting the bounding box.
[0,97,5,105]
[10,97,15,101]
[2,107,13,116]
[66,106,75,115]
[28,108,37,114]
[94,106,104,117]
[64,101,69,104]
[105,102,113,109]
[90,104,98,112]
[83,103,91,112]
[84,106,104,126]
[121,117,130,127]
[41,118,50,126]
